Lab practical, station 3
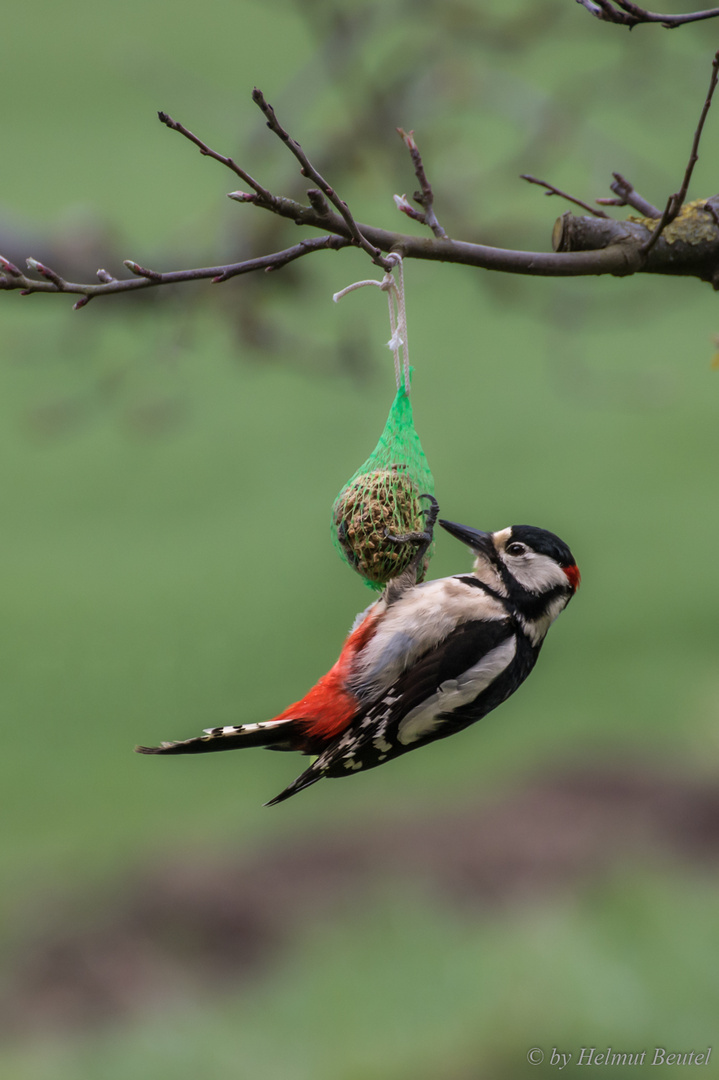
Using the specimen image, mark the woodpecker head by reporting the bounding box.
[439,519,579,639]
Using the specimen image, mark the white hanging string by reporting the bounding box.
[332,254,410,395]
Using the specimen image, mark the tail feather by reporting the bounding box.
[136,716,333,806]
[264,759,326,806]
[135,718,299,756]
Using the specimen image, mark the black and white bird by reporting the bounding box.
[137,505,579,805]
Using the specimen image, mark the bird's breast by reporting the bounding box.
[349,576,509,702]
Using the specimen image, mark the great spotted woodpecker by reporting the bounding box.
[136,500,579,805]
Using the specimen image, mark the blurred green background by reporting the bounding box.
[2,2,719,1077]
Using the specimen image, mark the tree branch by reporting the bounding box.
[596,172,662,217]
[575,0,719,28]
[395,129,448,239]
[4,66,719,310]
[0,238,353,308]
[642,48,719,253]
[158,111,269,198]
[251,88,394,270]
[521,174,609,218]
[554,204,719,285]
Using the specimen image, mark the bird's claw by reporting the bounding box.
[383,493,438,597]
[384,493,439,547]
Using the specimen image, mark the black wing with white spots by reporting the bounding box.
[266,616,537,805]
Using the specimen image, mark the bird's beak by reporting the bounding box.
[439,519,495,556]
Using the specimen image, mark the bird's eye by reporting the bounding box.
[506,542,528,556]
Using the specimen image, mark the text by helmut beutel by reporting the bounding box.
[526,1046,712,1068]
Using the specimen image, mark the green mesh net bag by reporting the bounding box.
[331,384,435,588]
[330,259,435,590]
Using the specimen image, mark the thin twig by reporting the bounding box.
[158,112,266,197]
[576,0,719,27]
[642,48,719,254]
[158,111,296,219]
[0,256,23,278]
[520,174,609,218]
[596,172,662,217]
[124,261,164,281]
[250,88,392,271]
[393,195,427,227]
[160,111,338,231]
[613,0,719,26]
[575,0,633,25]
[25,258,66,289]
[396,129,447,239]
[0,237,352,308]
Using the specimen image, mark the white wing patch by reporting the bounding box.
[350,577,508,702]
[397,636,517,745]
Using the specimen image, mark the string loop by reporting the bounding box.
[333,254,410,394]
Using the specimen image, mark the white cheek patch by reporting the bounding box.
[397,636,517,745]
[505,553,567,594]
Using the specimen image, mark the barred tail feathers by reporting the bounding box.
[135,717,300,756]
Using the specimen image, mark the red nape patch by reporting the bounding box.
[563,563,581,591]
[271,609,382,744]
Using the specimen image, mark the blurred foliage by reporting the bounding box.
[1,1,719,1078]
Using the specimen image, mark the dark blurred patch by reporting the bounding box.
[3,762,719,1034]
[120,396,189,438]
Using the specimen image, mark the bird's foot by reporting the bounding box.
[385,493,438,554]
[384,494,439,598]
